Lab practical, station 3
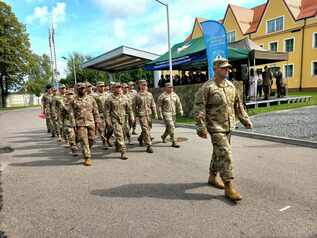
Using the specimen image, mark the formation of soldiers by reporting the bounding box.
[41,57,253,202]
[41,79,183,165]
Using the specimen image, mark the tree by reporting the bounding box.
[0,1,32,107]
[24,53,52,97]
[62,53,109,86]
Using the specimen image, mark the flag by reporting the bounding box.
[201,20,228,79]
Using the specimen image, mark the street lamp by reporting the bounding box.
[61,56,77,84]
[154,0,173,85]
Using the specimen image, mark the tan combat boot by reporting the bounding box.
[208,174,224,189]
[224,181,242,201]
[83,158,92,166]
[121,152,128,160]
[161,135,166,143]
[172,142,180,148]
[146,146,153,153]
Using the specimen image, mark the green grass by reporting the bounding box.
[0,105,40,111]
[176,91,317,124]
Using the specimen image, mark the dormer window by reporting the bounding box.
[267,16,284,34]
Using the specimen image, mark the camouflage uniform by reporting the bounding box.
[157,87,183,145]
[70,88,100,160]
[123,83,135,143]
[194,79,251,182]
[51,91,66,139]
[60,92,78,154]
[41,92,53,133]
[134,82,157,148]
[105,88,134,154]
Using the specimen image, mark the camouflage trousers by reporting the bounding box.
[162,115,176,143]
[77,126,95,159]
[63,126,77,150]
[113,120,126,153]
[124,116,131,142]
[97,116,106,144]
[45,115,52,133]
[138,116,152,146]
[209,132,233,182]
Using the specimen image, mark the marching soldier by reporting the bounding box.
[134,80,157,153]
[94,81,108,149]
[105,83,134,160]
[122,83,134,144]
[60,89,79,156]
[128,81,138,135]
[194,57,252,201]
[70,83,100,166]
[51,84,67,142]
[41,84,53,133]
[157,82,183,148]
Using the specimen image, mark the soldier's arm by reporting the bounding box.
[104,99,112,126]
[193,86,208,136]
[176,95,184,116]
[92,99,101,125]
[126,100,134,123]
[51,98,57,119]
[234,89,252,129]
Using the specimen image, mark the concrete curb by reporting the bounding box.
[156,121,317,149]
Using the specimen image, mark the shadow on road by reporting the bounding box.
[91,182,236,205]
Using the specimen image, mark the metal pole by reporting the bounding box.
[166,4,173,85]
[72,57,77,84]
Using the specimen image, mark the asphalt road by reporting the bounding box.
[0,108,316,238]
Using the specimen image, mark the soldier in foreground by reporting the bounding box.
[41,84,53,133]
[105,83,134,160]
[134,80,157,153]
[194,57,253,201]
[70,83,100,166]
[157,82,183,148]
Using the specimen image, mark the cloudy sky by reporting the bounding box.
[4,0,264,76]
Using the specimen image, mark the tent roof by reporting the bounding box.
[82,46,160,73]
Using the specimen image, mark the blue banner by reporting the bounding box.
[201,20,228,79]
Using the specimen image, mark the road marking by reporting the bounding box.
[279,206,291,212]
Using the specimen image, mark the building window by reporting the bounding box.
[227,31,236,43]
[269,41,278,51]
[312,61,317,76]
[267,16,284,34]
[284,64,294,78]
[285,38,294,52]
[313,32,317,48]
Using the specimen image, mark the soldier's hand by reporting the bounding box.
[95,122,100,129]
[245,121,253,129]
[197,129,208,139]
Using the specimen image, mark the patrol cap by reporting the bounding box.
[128,81,135,86]
[113,82,122,88]
[77,82,86,89]
[122,83,128,88]
[86,82,92,87]
[138,79,147,85]
[59,84,66,89]
[96,81,105,87]
[165,82,173,88]
[213,56,231,68]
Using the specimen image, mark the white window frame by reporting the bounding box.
[284,37,295,53]
[227,31,236,43]
[266,16,284,34]
[313,32,317,49]
[269,41,279,52]
[284,63,294,79]
[312,60,317,77]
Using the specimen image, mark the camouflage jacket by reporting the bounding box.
[41,93,52,117]
[51,94,65,120]
[60,96,76,127]
[157,92,183,118]
[93,92,107,119]
[133,91,157,118]
[194,80,251,133]
[105,94,134,125]
[70,95,100,127]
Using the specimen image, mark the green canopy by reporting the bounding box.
[147,36,249,70]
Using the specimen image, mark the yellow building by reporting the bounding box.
[187,0,317,90]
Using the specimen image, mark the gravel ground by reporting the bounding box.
[238,106,317,142]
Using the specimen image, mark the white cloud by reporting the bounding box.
[113,18,126,39]
[92,0,150,18]
[26,2,66,27]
